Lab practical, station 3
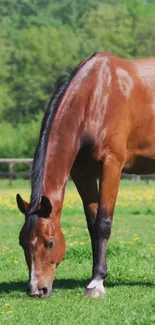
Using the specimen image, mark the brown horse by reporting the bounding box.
[17,52,155,298]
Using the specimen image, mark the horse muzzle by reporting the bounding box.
[28,283,52,298]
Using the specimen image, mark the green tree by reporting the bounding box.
[134,11,155,57]
[79,3,134,59]
[3,26,80,123]
[0,113,42,158]
[0,0,155,160]
[0,33,13,119]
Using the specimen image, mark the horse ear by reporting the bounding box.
[38,195,52,218]
[16,194,29,214]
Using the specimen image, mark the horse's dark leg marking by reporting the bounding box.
[70,168,98,274]
[93,205,111,279]
[84,154,123,298]
[84,202,98,273]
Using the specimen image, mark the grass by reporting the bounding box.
[0,179,155,325]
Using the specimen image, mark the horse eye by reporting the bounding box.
[48,242,54,248]
[45,240,55,249]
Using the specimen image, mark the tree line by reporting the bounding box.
[0,0,155,164]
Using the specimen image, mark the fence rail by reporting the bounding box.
[0,159,33,163]
[0,158,155,184]
[0,158,33,184]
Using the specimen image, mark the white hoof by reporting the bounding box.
[84,279,106,298]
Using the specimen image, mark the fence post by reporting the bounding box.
[131,175,141,182]
[9,162,14,185]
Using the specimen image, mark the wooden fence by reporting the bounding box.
[0,158,33,185]
[0,158,155,184]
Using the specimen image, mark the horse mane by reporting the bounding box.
[25,53,96,235]
[24,69,79,235]
[29,68,78,213]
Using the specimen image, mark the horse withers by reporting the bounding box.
[17,52,155,298]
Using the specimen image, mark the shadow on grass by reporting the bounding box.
[106,280,155,288]
[53,278,155,290]
[0,279,154,296]
[0,281,27,294]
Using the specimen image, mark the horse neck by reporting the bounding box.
[42,55,101,220]
[42,97,84,219]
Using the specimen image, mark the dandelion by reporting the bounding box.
[68,243,74,247]
[6,311,13,314]
[128,242,134,245]
[134,236,139,241]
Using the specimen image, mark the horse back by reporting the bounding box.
[79,53,155,174]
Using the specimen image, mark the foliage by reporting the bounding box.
[80,3,133,58]
[0,114,41,159]
[134,11,155,57]
[5,26,80,123]
[0,0,155,159]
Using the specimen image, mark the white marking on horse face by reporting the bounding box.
[30,256,38,292]
[31,237,37,246]
[116,68,134,99]
[29,239,39,291]
[87,279,106,295]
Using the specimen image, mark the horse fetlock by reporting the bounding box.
[93,263,108,279]
[101,219,112,238]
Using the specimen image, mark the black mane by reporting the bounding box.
[29,67,80,214]
[24,53,97,234]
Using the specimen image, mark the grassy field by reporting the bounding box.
[0,179,155,325]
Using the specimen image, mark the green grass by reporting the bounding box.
[0,179,155,325]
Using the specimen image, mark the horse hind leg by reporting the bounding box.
[70,168,105,297]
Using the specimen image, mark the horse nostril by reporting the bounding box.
[41,287,48,295]
[37,287,48,297]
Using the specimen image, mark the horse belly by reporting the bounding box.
[73,144,101,177]
[123,156,155,175]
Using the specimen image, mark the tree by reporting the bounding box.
[79,3,134,59]
[0,33,14,119]
[3,26,80,123]
[134,12,155,57]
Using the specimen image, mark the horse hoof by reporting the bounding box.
[83,279,106,298]
[84,287,105,298]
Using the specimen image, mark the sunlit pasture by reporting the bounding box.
[0,179,155,325]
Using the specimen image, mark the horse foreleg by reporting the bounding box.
[70,168,99,275]
[84,153,123,298]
